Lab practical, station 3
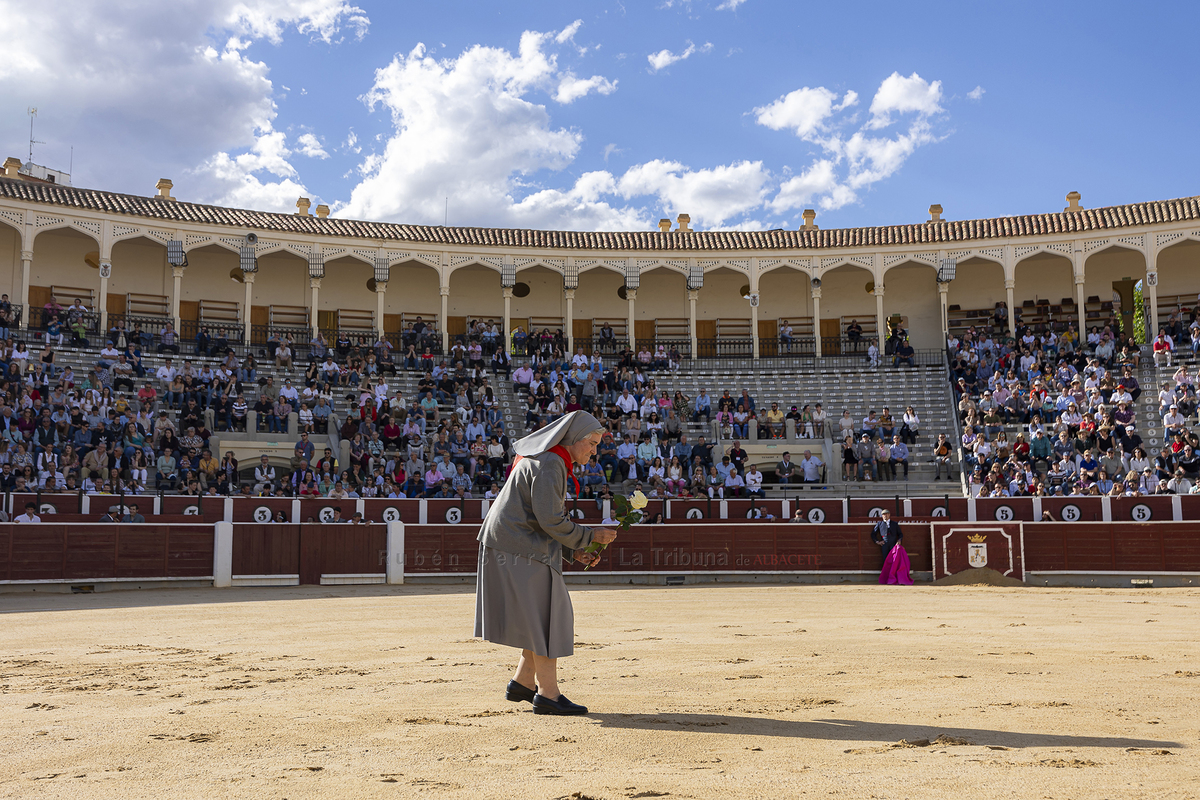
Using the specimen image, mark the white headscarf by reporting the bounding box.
[512,411,603,457]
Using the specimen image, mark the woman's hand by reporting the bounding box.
[591,527,619,545]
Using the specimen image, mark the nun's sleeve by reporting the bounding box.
[530,456,594,557]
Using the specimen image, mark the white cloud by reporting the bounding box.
[555,19,583,44]
[754,87,857,138]
[295,132,329,158]
[867,71,942,129]
[757,72,948,213]
[0,0,367,208]
[967,85,985,100]
[224,0,369,43]
[337,30,651,229]
[616,160,772,226]
[716,0,747,9]
[647,41,712,72]
[554,73,618,104]
[770,159,838,212]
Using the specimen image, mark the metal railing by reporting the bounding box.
[696,337,754,358]
[632,338,692,361]
[105,313,176,349]
[25,307,102,340]
[179,319,245,349]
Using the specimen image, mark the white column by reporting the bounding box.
[242,272,255,345]
[171,265,185,331]
[502,287,513,354]
[375,282,387,338]
[749,258,760,359]
[19,249,32,318]
[1004,278,1017,338]
[626,289,636,349]
[1075,275,1087,336]
[811,286,822,358]
[874,285,886,345]
[439,285,450,353]
[937,282,949,344]
[99,261,111,333]
[1145,238,1159,344]
[309,277,321,337]
[687,288,698,360]
[564,288,575,354]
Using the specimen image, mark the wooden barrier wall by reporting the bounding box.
[6,493,1200,525]
[0,524,214,582]
[2,520,1197,587]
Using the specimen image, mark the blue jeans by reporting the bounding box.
[237,368,256,383]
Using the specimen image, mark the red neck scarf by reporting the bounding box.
[513,445,580,495]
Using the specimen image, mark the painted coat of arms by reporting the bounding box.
[967,533,988,568]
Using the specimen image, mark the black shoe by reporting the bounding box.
[532,693,588,715]
[506,680,536,703]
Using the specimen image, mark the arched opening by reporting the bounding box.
[0,217,22,304]
[1013,251,1075,335]
[575,266,626,349]
[881,262,939,348]
[384,260,441,347]
[696,266,754,357]
[253,249,310,343]
[1082,245,1146,342]
[1150,238,1200,339]
[30,226,102,334]
[181,243,245,344]
[321,255,376,342]
[447,263,502,345]
[637,267,688,350]
[511,265,565,353]
[817,263,875,354]
[107,236,172,338]
[943,256,1007,340]
[759,265,813,355]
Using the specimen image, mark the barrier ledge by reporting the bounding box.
[1025,571,1199,589]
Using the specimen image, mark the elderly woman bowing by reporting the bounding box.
[475,410,618,716]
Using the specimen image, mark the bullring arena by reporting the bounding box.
[3,164,1200,797]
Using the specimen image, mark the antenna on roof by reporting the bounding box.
[445,197,448,227]
[27,108,45,164]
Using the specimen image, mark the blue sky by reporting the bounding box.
[2,0,1199,232]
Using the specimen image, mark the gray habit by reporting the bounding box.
[474,411,602,658]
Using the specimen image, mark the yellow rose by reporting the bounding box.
[630,491,648,510]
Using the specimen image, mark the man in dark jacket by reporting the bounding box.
[870,509,903,557]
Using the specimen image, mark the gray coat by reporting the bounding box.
[478,453,594,572]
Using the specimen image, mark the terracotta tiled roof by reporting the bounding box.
[3,176,1199,251]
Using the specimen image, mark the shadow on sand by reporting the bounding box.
[588,713,1182,750]
[0,583,475,613]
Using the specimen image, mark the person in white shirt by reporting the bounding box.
[615,390,639,415]
[867,338,880,368]
[279,381,299,404]
[799,450,824,483]
[745,464,764,497]
[14,502,42,523]
[723,467,745,497]
[156,359,177,386]
[1163,405,1188,436]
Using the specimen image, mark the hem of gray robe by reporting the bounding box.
[474,544,575,659]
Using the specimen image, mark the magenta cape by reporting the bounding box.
[879,544,913,585]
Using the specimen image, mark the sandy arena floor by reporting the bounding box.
[1,582,1198,799]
